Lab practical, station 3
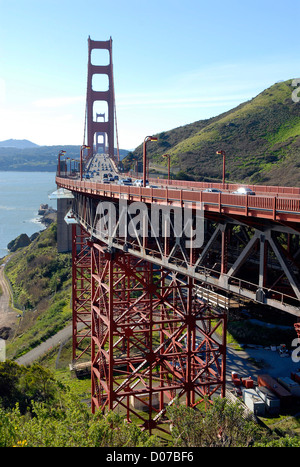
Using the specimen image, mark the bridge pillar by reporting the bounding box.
[57,198,73,253]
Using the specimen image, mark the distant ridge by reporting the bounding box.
[0,139,39,149]
[0,144,129,171]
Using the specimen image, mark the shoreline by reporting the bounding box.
[0,206,57,259]
[0,209,57,339]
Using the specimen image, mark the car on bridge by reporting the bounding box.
[134,179,149,187]
[119,178,133,186]
[203,188,222,193]
[232,187,255,195]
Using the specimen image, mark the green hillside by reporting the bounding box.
[125,79,300,186]
[3,224,72,360]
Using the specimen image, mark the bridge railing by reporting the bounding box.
[56,174,300,220]
[130,173,300,196]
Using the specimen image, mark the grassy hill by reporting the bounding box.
[125,79,300,186]
[3,224,72,360]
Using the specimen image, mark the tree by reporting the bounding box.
[0,361,58,413]
[167,397,259,447]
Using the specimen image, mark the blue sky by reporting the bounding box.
[0,0,299,150]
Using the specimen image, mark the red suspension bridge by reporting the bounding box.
[55,38,300,434]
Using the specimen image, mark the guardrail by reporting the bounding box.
[56,175,300,222]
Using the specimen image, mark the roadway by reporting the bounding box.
[84,153,118,182]
[84,153,300,198]
[0,259,19,335]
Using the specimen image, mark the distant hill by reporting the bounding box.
[125,79,300,187]
[0,145,80,171]
[0,145,129,171]
[0,139,39,149]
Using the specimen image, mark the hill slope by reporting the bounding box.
[0,139,40,148]
[126,79,300,186]
[3,223,72,360]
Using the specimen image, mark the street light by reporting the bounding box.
[65,157,70,177]
[80,145,90,181]
[58,150,66,177]
[216,150,226,186]
[143,136,157,187]
[162,154,170,183]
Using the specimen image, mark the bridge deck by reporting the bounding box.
[56,176,300,225]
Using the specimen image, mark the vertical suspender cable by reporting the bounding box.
[112,63,120,163]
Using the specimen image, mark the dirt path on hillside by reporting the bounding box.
[0,264,19,334]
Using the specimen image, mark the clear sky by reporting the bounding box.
[0,0,299,150]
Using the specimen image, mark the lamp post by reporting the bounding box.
[58,150,66,177]
[162,154,170,183]
[65,157,70,177]
[143,136,157,187]
[80,145,90,181]
[216,150,226,187]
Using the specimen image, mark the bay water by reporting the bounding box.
[0,172,57,258]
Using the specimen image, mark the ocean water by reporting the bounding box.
[0,172,57,258]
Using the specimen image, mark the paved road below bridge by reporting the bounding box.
[15,324,73,366]
[0,263,19,334]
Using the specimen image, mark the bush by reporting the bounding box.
[167,397,259,447]
[0,363,161,447]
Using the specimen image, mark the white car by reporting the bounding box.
[134,179,149,187]
[232,187,255,195]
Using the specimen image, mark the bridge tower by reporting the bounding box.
[86,37,115,161]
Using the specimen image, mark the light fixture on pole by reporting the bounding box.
[162,154,170,183]
[143,136,157,187]
[216,150,226,186]
[80,145,90,181]
[65,157,71,176]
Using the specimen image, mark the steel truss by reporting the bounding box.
[71,192,300,316]
[90,241,227,433]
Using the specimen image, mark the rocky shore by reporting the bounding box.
[38,203,57,226]
[6,204,57,253]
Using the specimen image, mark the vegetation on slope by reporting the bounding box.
[4,223,72,360]
[125,79,300,186]
[0,360,299,447]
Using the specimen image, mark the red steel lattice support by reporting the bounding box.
[90,242,227,433]
[72,224,92,363]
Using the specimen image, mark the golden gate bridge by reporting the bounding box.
[54,37,300,434]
